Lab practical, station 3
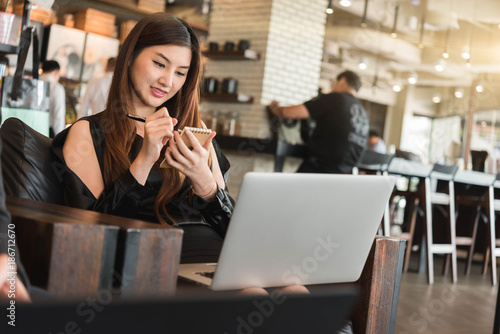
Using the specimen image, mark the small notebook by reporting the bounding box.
[160,127,212,168]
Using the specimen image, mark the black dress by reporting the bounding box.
[51,113,235,263]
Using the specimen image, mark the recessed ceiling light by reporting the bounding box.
[408,72,418,84]
[339,0,352,7]
[435,59,445,72]
[432,94,441,103]
[461,46,471,60]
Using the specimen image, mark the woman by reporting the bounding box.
[52,13,234,263]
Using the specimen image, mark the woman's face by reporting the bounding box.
[130,44,192,114]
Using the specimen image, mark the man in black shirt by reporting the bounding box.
[268,70,369,174]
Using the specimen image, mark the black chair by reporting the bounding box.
[453,170,496,278]
[353,149,395,236]
[0,117,65,204]
[353,149,394,175]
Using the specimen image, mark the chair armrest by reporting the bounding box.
[352,236,406,334]
[6,195,183,298]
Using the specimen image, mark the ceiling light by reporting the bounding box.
[358,57,368,70]
[392,84,402,92]
[432,93,441,103]
[390,3,399,39]
[361,0,368,27]
[461,46,471,60]
[408,72,418,84]
[454,88,464,98]
[326,0,334,14]
[435,59,445,72]
[476,83,484,93]
[442,51,449,59]
[339,0,352,7]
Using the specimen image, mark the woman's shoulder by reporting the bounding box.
[53,113,104,149]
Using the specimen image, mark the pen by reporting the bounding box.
[126,113,146,122]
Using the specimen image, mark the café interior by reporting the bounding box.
[2,0,500,333]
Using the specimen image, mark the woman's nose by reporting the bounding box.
[159,71,173,88]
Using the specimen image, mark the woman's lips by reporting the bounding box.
[151,87,167,98]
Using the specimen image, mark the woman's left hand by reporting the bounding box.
[164,129,218,198]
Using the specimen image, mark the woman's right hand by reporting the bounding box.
[141,108,178,164]
[131,107,177,185]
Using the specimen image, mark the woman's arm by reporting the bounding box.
[62,120,104,199]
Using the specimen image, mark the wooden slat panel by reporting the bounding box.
[353,237,406,334]
[47,223,109,298]
[9,208,119,299]
[7,195,183,297]
[132,230,183,296]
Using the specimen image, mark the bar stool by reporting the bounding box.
[484,173,500,285]
[353,150,395,236]
[423,163,458,284]
[386,158,433,272]
[453,170,496,277]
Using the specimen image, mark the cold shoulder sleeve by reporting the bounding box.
[51,117,159,218]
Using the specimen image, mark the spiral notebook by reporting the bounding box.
[160,127,212,168]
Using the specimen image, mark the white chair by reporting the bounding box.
[387,158,433,274]
[423,163,458,284]
[484,173,500,285]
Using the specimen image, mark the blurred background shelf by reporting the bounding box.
[201,93,253,104]
[203,49,260,61]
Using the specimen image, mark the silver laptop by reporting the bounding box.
[178,172,395,291]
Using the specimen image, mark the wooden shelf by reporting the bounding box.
[202,93,253,104]
[203,49,260,61]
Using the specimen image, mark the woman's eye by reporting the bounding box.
[176,71,186,77]
[153,60,165,68]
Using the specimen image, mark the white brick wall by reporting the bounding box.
[202,0,328,139]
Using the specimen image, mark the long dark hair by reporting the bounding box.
[102,13,202,224]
